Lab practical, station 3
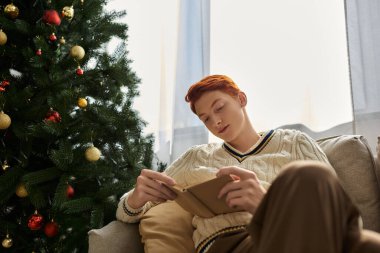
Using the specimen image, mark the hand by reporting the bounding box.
[217,166,266,215]
[128,169,177,209]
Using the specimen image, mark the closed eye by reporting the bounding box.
[216,106,224,112]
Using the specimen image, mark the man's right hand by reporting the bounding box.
[127,169,177,209]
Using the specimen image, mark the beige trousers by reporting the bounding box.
[208,161,380,253]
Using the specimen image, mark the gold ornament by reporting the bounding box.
[70,45,85,61]
[1,234,12,248]
[0,30,7,46]
[0,111,11,130]
[15,183,28,198]
[59,36,66,45]
[2,160,9,171]
[62,6,74,20]
[77,98,87,108]
[85,146,101,162]
[4,3,19,19]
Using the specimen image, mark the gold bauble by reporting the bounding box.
[59,36,66,45]
[16,183,28,198]
[77,98,87,108]
[4,3,19,19]
[2,160,9,171]
[1,234,13,248]
[62,6,74,20]
[0,111,11,130]
[70,45,85,61]
[85,146,101,162]
[0,30,7,46]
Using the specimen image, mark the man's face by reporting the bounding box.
[194,90,246,142]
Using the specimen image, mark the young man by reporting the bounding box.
[116,75,380,253]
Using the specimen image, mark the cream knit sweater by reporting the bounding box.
[116,129,332,251]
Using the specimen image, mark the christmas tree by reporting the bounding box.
[0,0,155,252]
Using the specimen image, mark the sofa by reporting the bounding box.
[88,135,380,253]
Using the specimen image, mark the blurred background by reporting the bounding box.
[107,0,380,165]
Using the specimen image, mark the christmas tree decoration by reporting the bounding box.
[85,146,101,162]
[4,3,19,19]
[15,183,28,198]
[42,10,61,26]
[44,220,59,238]
[70,45,85,61]
[59,36,66,45]
[49,33,57,42]
[66,184,74,198]
[44,108,61,123]
[77,98,87,108]
[62,6,74,20]
[36,49,42,56]
[1,234,13,248]
[2,160,10,171]
[76,66,84,76]
[0,111,11,130]
[0,30,7,46]
[28,211,44,230]
[0,80,10,92]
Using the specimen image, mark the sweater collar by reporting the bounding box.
[222,129,275,162]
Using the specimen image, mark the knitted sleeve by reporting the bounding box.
[116,146,197,223]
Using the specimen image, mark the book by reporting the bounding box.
[165,175,244,218]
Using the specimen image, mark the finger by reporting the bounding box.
[218,180,242,199]
[144,178,177,200]
[141,182,176,201]
[141,169,176,186]
[217,167,257,180]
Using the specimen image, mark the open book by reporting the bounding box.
[165,175,244,218]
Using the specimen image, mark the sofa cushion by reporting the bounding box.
[317,135,380,232]
[88,221,144,253]
[139,200,194,253]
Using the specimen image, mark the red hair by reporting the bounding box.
[185,75,241,114]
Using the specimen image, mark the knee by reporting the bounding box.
[278,160,336,182]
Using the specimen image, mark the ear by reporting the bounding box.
[237,92,247,107]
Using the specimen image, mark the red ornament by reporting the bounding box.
[49,33,57,42]
[44,109,61,123]
[44,220,59,237]
[66,184,74,198]
[42,10,61,26]
[28,212,44,230]
[36,49,42,56]
[76,67,84,76]
[0,80,10,92]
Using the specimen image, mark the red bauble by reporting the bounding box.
[76,67,84,76]
[45,109,61,123]
[49,33,57,41]
[44,220,59,237]
[66,184,74,198]
[28,213,44,230]
[42,10,61,26]
[0,80,9,92]
[1,80,10,87]
[36,49,42,56]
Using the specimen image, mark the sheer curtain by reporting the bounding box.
[109,0,379,164]
[346,0,380,153]
[209,0,353,142]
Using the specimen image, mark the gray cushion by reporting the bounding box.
[88,221,144,253]
[317,135,380,232]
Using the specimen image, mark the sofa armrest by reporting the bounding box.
[88,221,144,253]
